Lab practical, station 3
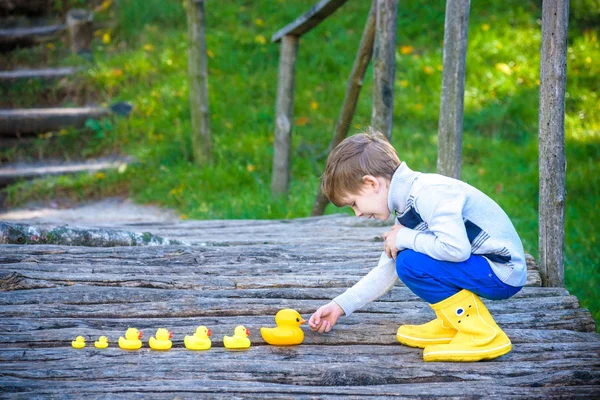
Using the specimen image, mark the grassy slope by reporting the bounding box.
[3,0,599,330]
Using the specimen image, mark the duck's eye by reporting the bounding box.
[296,318,300,322]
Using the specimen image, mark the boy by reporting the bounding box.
[308,130,526,362]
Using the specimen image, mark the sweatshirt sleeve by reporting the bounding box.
[332,251,398,316]
[395,184,471,262]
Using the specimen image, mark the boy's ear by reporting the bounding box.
[362,175,380,190]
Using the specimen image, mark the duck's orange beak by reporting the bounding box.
[245,328,250,336]
[207,329,212,337]
[138,331,143,339]
[300,318,306,325]
[169,331,173,339]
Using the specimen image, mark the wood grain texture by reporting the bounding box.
[0,216,598,397]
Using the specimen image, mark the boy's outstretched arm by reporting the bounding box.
[308,302,345,333]
[309,252,398,333]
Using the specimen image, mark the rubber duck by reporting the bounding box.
[94,336,109,349]
[118,328,143,350]
[260,308,306,346]
[223,325,251,349]
[71,336,86,349]
[149,328,173,350]
[184,326,212,350]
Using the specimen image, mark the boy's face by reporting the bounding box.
[341,176,390,221]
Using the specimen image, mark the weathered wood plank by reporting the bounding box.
[0,347,598,392]
[0,107,108,136]
[2,378,599,399]
[2,311,597,348]
[0,292,582,319]
[0,67,78,80]
[0,285,569,306]
[271,0,349,42]
[0,222,185,246]
[0,215,596,397]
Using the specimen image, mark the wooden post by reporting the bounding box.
[186,0,212,166]
[66,9,93,54]
[539,0,569,287]
[312,1,377,216]
[371,0,397,141]
[271,35,299,197]
[437,0,470,180]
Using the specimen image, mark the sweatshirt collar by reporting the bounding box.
[388,162,421,216]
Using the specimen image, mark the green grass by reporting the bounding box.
[3,0,599,331]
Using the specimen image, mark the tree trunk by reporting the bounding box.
[271,35,299,197]
[436,0,470,180]
[371,0,397,140]
[538,0,569,287]
[312,0,377,216]
[186,0,212,166]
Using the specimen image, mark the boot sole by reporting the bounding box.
[423,341,512,362]
[396,332,455,349]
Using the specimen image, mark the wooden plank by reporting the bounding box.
[312,0,377,216]
[0,67,78,80]
[371,0,398,140]
[538,0,568,287]
[436,0,470,179]
[2,378,600,399]
[0,158,130,186]
[0,107,109,136]
[0,293,583,320]
[0,215,597,397]
[271,35,299,196]
[0,24,65,44]
[1,308,596,348]
[271,0,349,43]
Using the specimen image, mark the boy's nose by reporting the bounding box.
[352,208,362,217]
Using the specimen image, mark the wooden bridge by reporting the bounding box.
[1,215,599,398]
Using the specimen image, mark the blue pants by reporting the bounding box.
[395,250,522,304]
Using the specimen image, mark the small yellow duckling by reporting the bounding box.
[184,326,212,351]
[94,336,109,349]
[71,336,86,349]
[260,308,306,346]
[149,328,173,351]
[118,328,143,350]
[223,325,251,349]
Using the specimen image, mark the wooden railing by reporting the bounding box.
[270,0,568,288]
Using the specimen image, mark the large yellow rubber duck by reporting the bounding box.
[71,336,86,349]
[94,336,109,349]
[260,309,306,346]
[223,325,251,349]
[184,326,212,350]
[118,328,143,350]
[149,328,173,350]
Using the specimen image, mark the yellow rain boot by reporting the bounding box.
[396,309,457,348]
[423,290,512,362]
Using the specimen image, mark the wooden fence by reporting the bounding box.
[269,0,568,288]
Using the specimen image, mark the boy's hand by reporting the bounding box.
[308,301,345,333]
[383,224,404,260]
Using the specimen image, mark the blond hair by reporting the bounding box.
[321,129,401,207]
